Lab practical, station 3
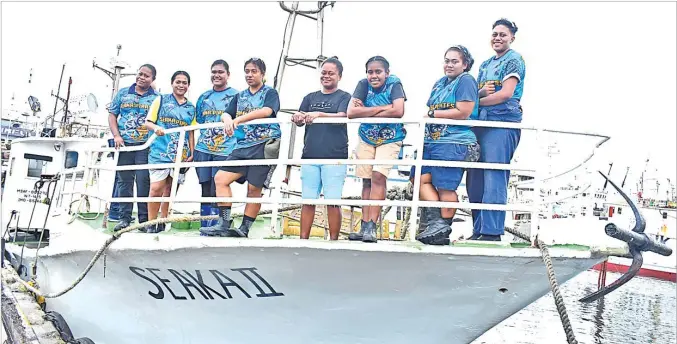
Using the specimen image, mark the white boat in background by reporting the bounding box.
[507,154,677,283]
[1,3,673,344]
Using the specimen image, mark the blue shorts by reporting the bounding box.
[411,143,479,191]
[193,150,229,184]
[301,164,347,199]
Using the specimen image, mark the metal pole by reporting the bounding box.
[317,5,325,65]
[274,2,300,95]
[61,77,73,137]
[112,67,123,101]
[49,64,66,130]
[274,2,301,183]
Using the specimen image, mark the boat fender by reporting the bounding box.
[75,337,96,344]
[44,311,75,342]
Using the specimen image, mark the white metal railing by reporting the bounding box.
[78,116,610,244]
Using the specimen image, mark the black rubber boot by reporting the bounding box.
[416,208,452,245]
[113,220,131,232]
[225,222,250,238]
[349,220,367,241]
[199,217,233,237]
[361,221,378,243]
[146,223,165,234]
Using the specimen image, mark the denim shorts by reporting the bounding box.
[301,164,347,199]
[411,142,480,191]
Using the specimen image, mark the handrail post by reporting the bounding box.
[270,122,290,238]
[103,148,121,225]
[409,121,426,241]
[79,150,95,211]
[530,128,544,245]
[168,131,186,219]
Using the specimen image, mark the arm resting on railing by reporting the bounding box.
[144,97,164,135]
[347,98,390,119]
[234,107,274,125]
[374,98,405,118]
[144,121,164,136]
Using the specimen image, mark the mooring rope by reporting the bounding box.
[11,197,578,343]
[15,214,217,299]
[504,226,579,344]
[12,198,362,299]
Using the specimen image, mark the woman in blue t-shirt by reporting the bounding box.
[415,45,480,245]
[467,18,526,241]
[347,56,407,243]
[144,71,196,233]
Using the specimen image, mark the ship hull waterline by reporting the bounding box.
[9,242,603,344]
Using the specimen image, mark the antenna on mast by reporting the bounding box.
[621,166,630,188]
[602,162,613,190]
[93,44,135,102]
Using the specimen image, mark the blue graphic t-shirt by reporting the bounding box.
[477,49,526,123]
[225,85,281,149]
[108,84,158,144]
[194,87,239,156]
[424,73,479,145]
[353,75,407,146]
[146,94,196,164]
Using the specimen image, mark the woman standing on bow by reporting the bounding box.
[347,56,407,244]
[144,71,196,233]
[467,18,526,241]
[415,45,480,245]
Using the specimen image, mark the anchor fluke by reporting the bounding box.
[579,170,672,303]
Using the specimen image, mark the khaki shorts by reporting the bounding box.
[355,138,402,178]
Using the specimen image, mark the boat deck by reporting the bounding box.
[5,209,621,262]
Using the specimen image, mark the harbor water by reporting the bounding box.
[473,270,677,344]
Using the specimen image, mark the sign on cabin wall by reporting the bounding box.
[1,126,35,139]
[16,187,47,203]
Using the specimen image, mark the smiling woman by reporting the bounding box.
[144,71,197,233]
[467,18,527,242]
[415,45,480,246]
[347,56,407,243]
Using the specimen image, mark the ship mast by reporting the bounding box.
[92,44,136,103]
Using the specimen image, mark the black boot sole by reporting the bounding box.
[348,233,364,241]
[224,228,248,238]
[417,228,452,245]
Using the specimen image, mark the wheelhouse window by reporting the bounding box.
[24,153,53,178]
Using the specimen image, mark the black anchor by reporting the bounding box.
[579,171,673,303]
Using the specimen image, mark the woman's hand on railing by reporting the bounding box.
[222,114,236,136]
[304,112,321,124]
[155,128,165,136]
[113,135,125,149]
[291,112,306,127]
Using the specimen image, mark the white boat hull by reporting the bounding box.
[7,239,603,344]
